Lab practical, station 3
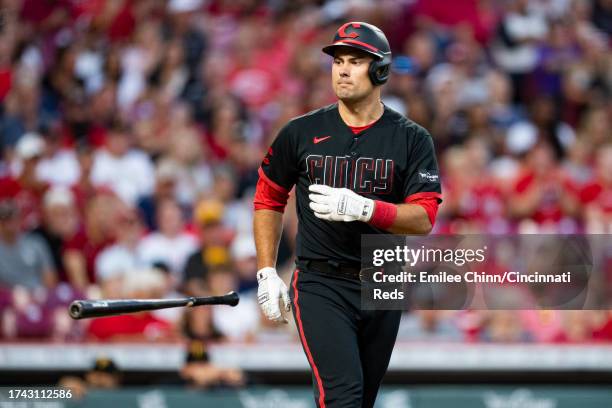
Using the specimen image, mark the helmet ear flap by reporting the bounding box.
[368,53,391,85]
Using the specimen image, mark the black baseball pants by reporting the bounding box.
[289,264,401,408]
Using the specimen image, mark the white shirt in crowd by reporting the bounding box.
[493,10,548,74]
[95,244,146,282]
[90,149,155,205]
[212,290,260,341]
[37,149,81,187]
[136,232,198,278]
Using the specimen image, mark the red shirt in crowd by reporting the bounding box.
[512,171,573,224]
[0,177,48,230]
[87,313,173,341]
[63,230,112,284]
[580,181,612,214]
[444,180,506,223]
[593,316,612,342]
[0,68,11,102]
[412,0,498,43]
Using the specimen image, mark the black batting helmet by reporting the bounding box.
[322,22,392,86]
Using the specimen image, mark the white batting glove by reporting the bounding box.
[257,267,291,323]
[308,184,374,222]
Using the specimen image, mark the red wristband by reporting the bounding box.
[369,200,397,230]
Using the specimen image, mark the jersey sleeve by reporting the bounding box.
[259,122,299,192]
[403,126,443,203]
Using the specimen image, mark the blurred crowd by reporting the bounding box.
[0,0,611,345]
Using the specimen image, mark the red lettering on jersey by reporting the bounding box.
[306,155,324,184]
[324,156,334,186]
[334,156,351,188]
[355,158,375,194]
[373,159,394,195]
[306,154,394,195]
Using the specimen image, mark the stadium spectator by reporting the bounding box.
[212,166,253,234]
[230,235,258,292]
[90,121,155,206]
[9,133,49,229]
[580,144,612,233]
[95,207,146,285]
[182,199,234,295]
[163,118,214,206]
[137,159,182,231]
[137,198,198,279]
[149,262,185,327]
[36,130,80,187]
[161,340,244,388]
[71,142,98,213]
[208,266,260,342]
[0,198,57,289]
[63,192,118,288]
[85,357,123,389]
[58,356,123,399]
[505,95,575,160]
[509,143,578,231]
[412,0,498,44]
[31,186,79,282]
[2,286,53,339]
[492,0,549,103]
[181,305,224,343]
[439,143,509,233]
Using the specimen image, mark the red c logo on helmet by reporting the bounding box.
[338,22,361,39]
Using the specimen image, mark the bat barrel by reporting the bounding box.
[69,298,189,320]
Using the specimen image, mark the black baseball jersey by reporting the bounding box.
[260,103,442,263]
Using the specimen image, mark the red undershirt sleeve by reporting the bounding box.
[254,167,290,213]
[404,192,442,227]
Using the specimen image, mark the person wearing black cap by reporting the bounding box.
[85,357,122,389]
[57,356,122,398]
[180,340,244,388]
[156,340,244,388]
[253,22,442,407]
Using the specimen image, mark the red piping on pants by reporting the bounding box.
[292,269,326,407]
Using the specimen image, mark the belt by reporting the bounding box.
[300,259,363,281]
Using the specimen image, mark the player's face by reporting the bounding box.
[331,48,375,102]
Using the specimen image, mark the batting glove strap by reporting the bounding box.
[256,266,277,282]
[308,184,374,222]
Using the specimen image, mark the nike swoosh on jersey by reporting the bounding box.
[313,136,331,144]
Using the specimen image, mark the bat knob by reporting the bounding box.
[227,291,240,306]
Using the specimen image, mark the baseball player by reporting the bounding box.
[253,22,442,408]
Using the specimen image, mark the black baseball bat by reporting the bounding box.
[68,291,240,320]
